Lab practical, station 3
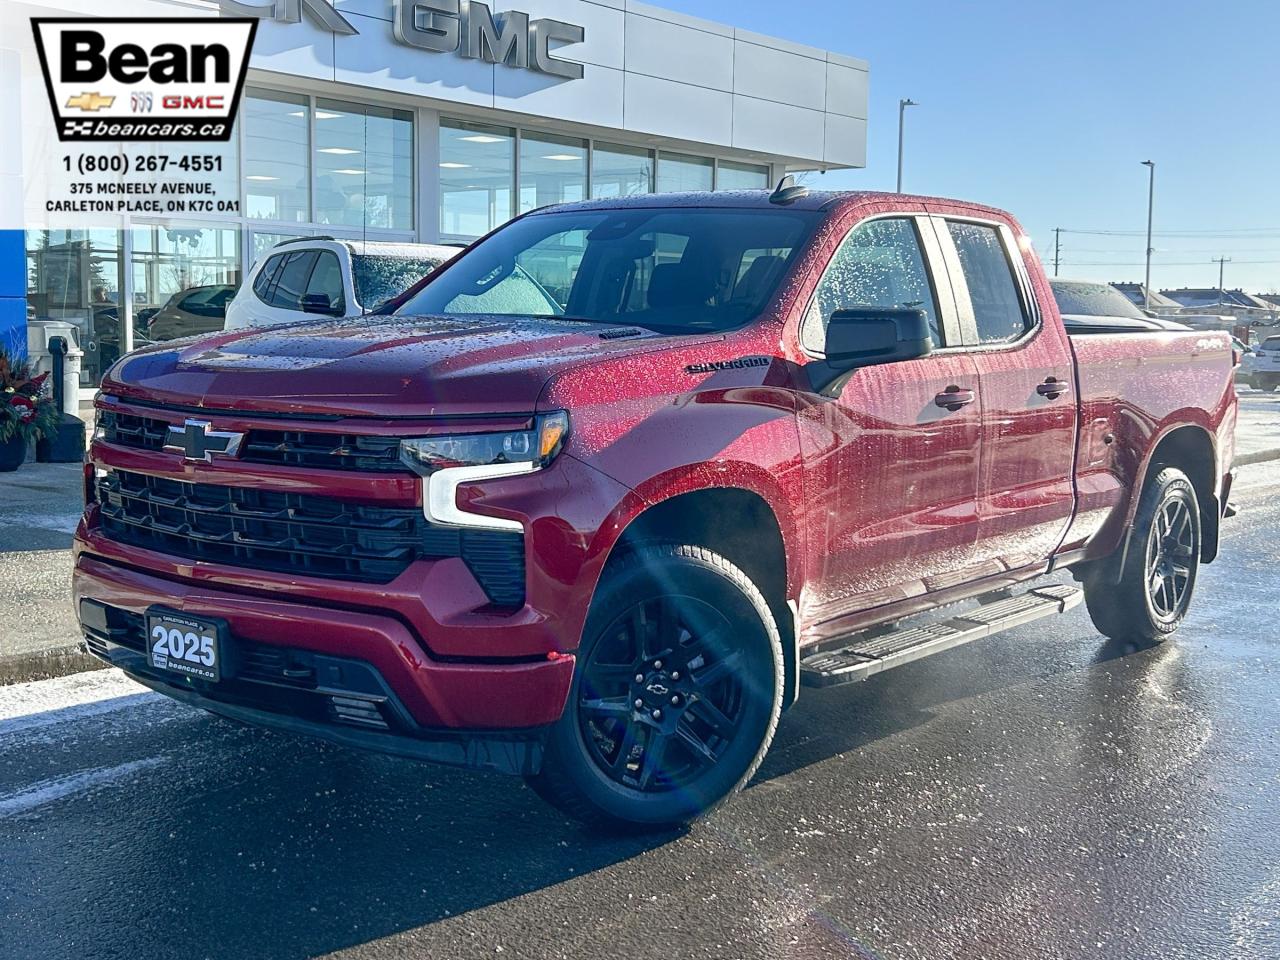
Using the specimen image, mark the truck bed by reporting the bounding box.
[1060,328,1237,557]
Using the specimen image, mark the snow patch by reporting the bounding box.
[0,668,157,737]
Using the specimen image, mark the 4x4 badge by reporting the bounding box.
[163,419,244,462]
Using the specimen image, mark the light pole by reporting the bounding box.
[897,99,918,193]
[1141,160,1155,310]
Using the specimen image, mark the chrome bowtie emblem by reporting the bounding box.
[646,682,669,697]
[164,419,245,463]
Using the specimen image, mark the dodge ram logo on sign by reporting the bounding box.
[31,18,256,142]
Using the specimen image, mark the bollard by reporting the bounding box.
[49,335,68,416]
[35,335,85,463]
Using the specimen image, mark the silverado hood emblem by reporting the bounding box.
[164,419,245,463]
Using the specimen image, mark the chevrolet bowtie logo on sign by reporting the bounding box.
[31,18,257,142]
[65,91,115,112]
[163,420,245,463]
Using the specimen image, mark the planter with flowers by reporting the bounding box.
[0,350,58,472]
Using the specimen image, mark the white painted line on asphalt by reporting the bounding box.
[0,668,158,738]
[0,511,83,535]
[0,757,169,818]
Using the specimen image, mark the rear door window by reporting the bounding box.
[252,254,286,304]
[269,251,320,311]
[946,221,1032,344]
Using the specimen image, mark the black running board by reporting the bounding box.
[799,584,1083,687]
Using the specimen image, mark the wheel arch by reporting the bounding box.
[1125,423,1220,572]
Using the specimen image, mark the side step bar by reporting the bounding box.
[799,584,1083,687]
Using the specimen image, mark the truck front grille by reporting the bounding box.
[95,469,525,605]
[99,411,406,473]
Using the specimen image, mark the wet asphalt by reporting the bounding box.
[1,461,1279,960]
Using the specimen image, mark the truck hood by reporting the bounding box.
[103,315,688,418]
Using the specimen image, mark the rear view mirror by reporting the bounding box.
[807,306,932,396]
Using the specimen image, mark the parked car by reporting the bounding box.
[1050,279,1191,333]
[1242,334,1280,391]
[223,239,459,331]
[78,188,1238,828]
[144,285,238,343]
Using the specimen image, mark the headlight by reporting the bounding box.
[398,411,569,475]
[399,412,569,531]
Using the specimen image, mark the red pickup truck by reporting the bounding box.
[75,186,1238,828]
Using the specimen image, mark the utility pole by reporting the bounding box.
[1213,257,1232,305]
[896,99,918,193]
[1053,228,1062,277]
[1141,161,1155,309]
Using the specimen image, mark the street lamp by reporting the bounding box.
[897,99,918,193]
[1141,160,1155,310]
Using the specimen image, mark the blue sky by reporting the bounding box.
[672,0,1280,294]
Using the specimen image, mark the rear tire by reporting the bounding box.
[528,544,783,829]
[1083,467,1201,644]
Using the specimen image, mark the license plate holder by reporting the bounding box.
[144,607,227,682]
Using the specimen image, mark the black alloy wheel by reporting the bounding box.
[577,595,745,794]
[528,544,783,828]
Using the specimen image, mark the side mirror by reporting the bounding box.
[300,293,342,316]
[807,306,933,396]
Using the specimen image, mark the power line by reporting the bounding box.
[1061,228,1280,238]
[1060,258,1280,267]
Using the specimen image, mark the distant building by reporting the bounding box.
[1159,288,1278,325]
[1111,283,1182,311]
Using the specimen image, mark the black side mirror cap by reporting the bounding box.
[806,306,933,397]
[300,293,343,316]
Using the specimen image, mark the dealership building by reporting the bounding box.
[2,0,868,395]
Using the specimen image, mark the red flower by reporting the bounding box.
[9,394,34,421]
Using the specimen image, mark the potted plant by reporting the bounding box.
[0,350,58,472]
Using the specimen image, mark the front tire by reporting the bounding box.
[1083,467,1201,644]
[528,544,783,829]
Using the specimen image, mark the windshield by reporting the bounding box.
[352,255,445,312]
[1051,281,1148,320]
[1263,336,1280,350]
[395,208,821,334]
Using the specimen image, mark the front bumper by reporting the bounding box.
[74,555,576,747]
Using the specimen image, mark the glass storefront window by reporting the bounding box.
[518,133,587,214]
[440,119,514,239]
[130,226,241,344]
[243,89,310,223]
[315,99,414,231]
[249,232,308,267]
[591,143,654,199]
[717,160,771,191]
[656,153,714,193]
[25,230,124,387]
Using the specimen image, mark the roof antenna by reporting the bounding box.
[769,174,809,205]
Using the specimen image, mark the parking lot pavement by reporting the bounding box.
[0,462,93,671]
[0,458,1278,960]
[1234,386,1280,463]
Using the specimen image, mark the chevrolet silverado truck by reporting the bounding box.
[75,185,1238,828]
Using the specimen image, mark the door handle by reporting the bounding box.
[1036,378,1072,400]
[934,386,976,411]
